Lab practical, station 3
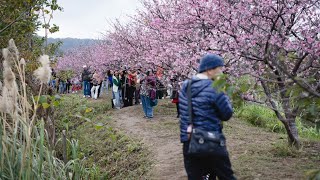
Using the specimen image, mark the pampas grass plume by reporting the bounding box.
[8,38,19,60]
[20,58,26,66]
[33,55,52,84]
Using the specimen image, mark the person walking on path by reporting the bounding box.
[91,71,102,100]
[179,54,236,180]
[81,65,91,98]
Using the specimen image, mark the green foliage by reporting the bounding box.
[0,0,62,56]
[285,83,320,129]
[35,94,61,109]
[0,118,100,179]
[235,103,284,131]
[236,103,320,140]
[57,70,75,81]
[212,74,244,109]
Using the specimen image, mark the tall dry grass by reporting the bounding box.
[0,39,98,179]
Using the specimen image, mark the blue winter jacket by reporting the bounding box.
[179,76,233,142]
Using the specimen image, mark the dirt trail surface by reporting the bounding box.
[108,100,320,180]
[110,103,186,180]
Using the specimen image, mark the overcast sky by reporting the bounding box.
[37,0,142,39]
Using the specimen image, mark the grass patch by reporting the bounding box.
[235,103,320,140]
[55,95,151,179]
[271,141,302,157]
[153,100,177,116]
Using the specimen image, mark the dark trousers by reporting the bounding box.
[176,103,180,117]
[183,142,236,180]
[135,89,140,104]
[127,86,134,106]
[97,82,102,98]
[156,90,163,99]
[122,86,134,107]
[66,84,71,93]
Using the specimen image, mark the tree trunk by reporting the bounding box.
[260,79,301,148]
[280,84,300,148]
[282,117,300,148]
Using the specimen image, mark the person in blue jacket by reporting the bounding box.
[179,54,236,180]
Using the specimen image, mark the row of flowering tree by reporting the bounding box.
[58,0,320,147]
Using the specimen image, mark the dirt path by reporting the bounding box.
[108,99,320,180]
[110,103,186,180]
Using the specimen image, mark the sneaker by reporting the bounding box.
[83,95,86,98]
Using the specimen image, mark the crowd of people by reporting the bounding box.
[50,70,82,94]
[77,65,183,119]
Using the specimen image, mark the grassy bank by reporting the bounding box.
[54,95,151,179]
[235,103,320,141]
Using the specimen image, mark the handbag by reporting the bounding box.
[187,80,227,156]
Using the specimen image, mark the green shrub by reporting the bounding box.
[235,103,320,140]
[296,118,320,141]
[235,103,283,130]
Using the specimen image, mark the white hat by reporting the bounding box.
[83,65,87,68]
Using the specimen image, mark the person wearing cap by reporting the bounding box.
[81,65,92,98]
[179,54,236,180]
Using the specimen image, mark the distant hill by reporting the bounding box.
[47,38,100,52]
